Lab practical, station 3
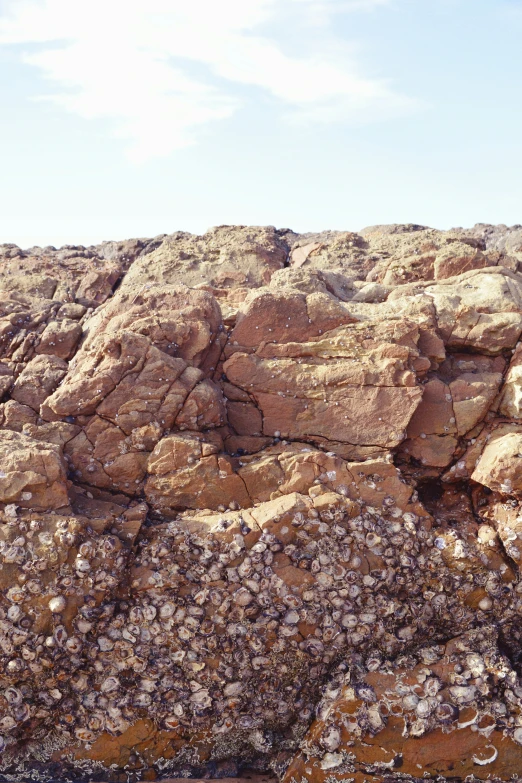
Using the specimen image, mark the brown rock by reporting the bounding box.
[471,423,522,495]
[224,318,424,450]
[0,429,68,509]
[11,354,68,411]
[35,317,83,360]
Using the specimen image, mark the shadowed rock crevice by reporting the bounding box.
[2,223,522,782]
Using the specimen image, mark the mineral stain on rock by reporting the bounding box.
[1,224,522,782]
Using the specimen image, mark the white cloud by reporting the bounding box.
[0,0,413,161]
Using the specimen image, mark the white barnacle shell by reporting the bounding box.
[224,682,243,697]
[129,606,143,624]
[7,605,22,623]
[409,718,428,737]
[249,729,273,752]
[320,752,343,770]
[466,654,486,678]
[48,596,66,613]
[424,677,442,697]
[472,745,498,766]
[397,625,416,641]
[75,728,96,742]
[190,688,211,708]
[283,609,300,625]
[142,604,157,622]
[159,601,175,619]
[233,587,254,606]
[416,698,436,718]
[356,685,376,703]
[7,587,25,604]
[435,703,458,722]
[71,674,89,693]
[366,532,382,548]
[100,676,120,694]
[97,636,114,652]
[54,625,68,646]
[0,716,16,732]
[449,685,476,704]
[341,614,358,629]
[13,703,29,722]
[75,558,91,573]
[79,541,95,558]
[133,692,152,707]
[320,726,341,752]
[252,656,270,670]
[25,579,42,595]
[402,693,419,711]
[367,704,384,731]
[4,687,22,706]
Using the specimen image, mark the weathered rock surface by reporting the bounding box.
[2,223,522,782]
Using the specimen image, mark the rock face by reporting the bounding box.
[2,223,522,782]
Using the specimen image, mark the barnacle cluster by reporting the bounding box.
[1,467,521,781]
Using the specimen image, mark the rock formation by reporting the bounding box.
[1,223,522,781]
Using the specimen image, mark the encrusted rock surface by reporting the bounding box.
[2,224,522,782]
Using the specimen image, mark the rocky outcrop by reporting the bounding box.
[2,223,522,782]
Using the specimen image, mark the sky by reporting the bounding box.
[1,0,521,248]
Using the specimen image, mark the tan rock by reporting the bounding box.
[0,399,37,432]
[145,433,250,511]
[11,354,68,411]
[120,225,289,293]
[402,433,458,467]
[471,423,522,495]
[499,341,522,418]
[0,429,68,509]
[35,317,83,360]
[434,242,491,279]
[224,319,424,450]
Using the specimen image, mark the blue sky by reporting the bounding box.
[1,0,521,248]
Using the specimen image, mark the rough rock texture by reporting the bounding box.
[2,223,522,782]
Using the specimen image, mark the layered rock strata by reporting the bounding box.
[1,224,522,781]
